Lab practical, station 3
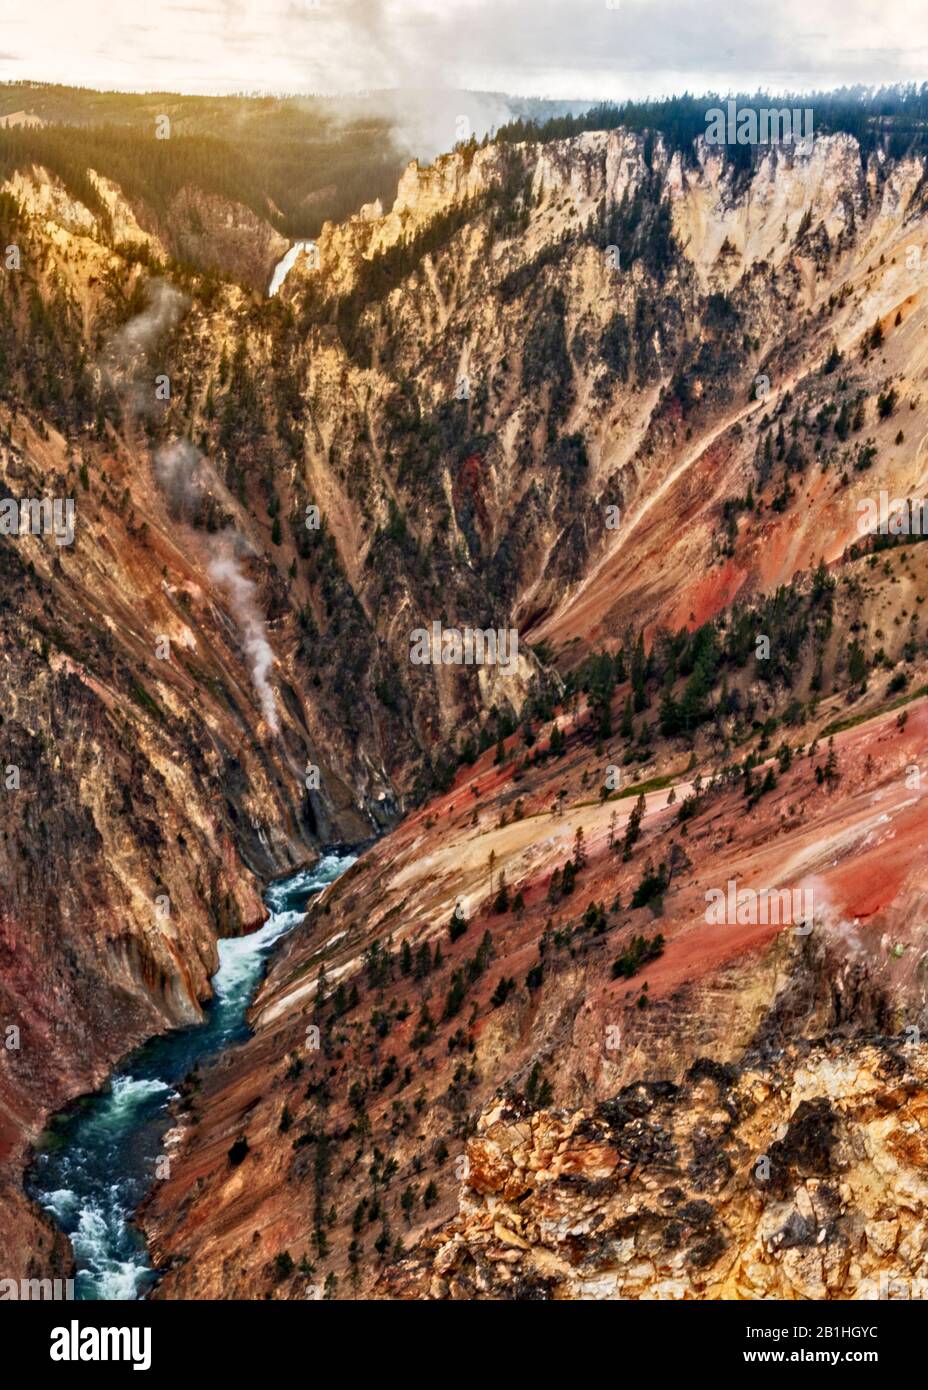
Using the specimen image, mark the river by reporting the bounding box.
[26,851,355,1300]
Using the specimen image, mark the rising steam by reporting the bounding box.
[101,269,280,737]
[110,279,188,362]
[207,534,280,735]
[153,439,280,736]
[154,438,212,519]
[102,279,189,417]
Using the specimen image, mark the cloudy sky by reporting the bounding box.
[0,0,924,100]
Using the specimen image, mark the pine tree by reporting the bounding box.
[680,661,709,731]
[631,631,647,711]
[622,792,646,860]
[848,640,867,688]
[760,429,773,481]
[659,684,680,736]
[314,962,328,1016]
[493,872,510,914]
[414,942,432,980]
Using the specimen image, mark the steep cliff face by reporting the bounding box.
[0,403,319,1274]
[161,187,289,292]
[0,176,367,1274]
[269,126,928,664]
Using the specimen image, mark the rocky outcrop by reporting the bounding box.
[380,1040,928,1300]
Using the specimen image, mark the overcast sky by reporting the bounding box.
[0,0,925,101]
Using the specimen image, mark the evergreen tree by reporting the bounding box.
[631,631,648,712]
[623,792,646,860]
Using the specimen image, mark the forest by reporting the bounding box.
[0,90,404,246]
[494,84,928,167]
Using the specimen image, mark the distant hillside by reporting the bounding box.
[0,85,403,253]
[0,84,591,270]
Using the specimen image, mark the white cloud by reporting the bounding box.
[0,0,924,99]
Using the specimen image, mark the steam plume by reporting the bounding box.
[110,279,188,363]
[102,278,189,416]
[153,438,280,736]
[154,439,212,519]
[207,534,280,735]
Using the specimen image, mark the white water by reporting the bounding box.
[268,240,317,297]
[29,852,355,1300]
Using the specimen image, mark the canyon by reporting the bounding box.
[2,98,928,1299]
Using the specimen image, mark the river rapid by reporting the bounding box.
[27,852,355,1300]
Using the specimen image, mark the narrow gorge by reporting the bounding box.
[26,855,354,1298]
[3,81,928,1310]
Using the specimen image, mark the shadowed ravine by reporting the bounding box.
[26,853,356,1300]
